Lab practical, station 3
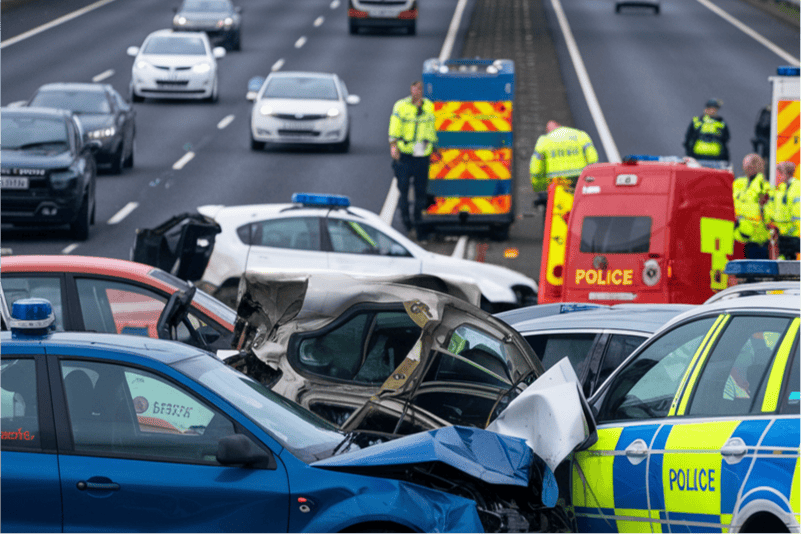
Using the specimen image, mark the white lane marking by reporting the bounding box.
[314,16,325,27]
[272,58,285,71]
[107,202,138,224]
[62,243,80,254]
[550,0,620,163]
[330,0,340,8]
[451,236,468,259]
[1,0,119,48]
[439,0,470,61]
[697,0,799,66]
[380,177,401,225]
[173,151,195,170]
[217,115,235,129]
[92,69,115,82]
[295,36,307,48]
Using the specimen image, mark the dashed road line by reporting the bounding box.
[217,115,235,129]
[314,16,325,27]
[61,243,80,254]
[272,58,285,71]
[92,69,114,82]
[1,0,119,48]
[295,36,307,48]
[173,151,195,170]
[107,202,138,224]
[330,0,340,8]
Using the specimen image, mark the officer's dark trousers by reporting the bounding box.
[394,153,430,232]
[744,242,769,259]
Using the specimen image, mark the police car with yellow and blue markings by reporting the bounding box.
[569,283,799,533]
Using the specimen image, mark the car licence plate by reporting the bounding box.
[1,176,29,190]
[370,8,396,17]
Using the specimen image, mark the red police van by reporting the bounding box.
[539,156,745,305]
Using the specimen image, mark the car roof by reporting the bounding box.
[1,330,207,366]
[268,71,337,79]
[704,281,801,304]
[35,82,108,93]
[503,303,695,334]
[2,106,73,119]
[2,254,167,281]
[657,293,800,334]
[203,202,383,226]
[147,28,208,39]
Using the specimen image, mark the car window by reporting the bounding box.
[263,77,339,100]
[247,217,320,251]
[30,91,112,114]
[76,278,168,336]
[182,0,231,12]
[1,115,69,152]
[143,35,207,55]
[1,277,65,331]
[597,334,645,388]
[580,216,651,254]
[688,316,793,417]
[424,325,512,388]
[598,317,717,422]
[523,333,596,376]
[295,310,421,384]
[0,359,40,451]
[61,360,234,463]
[327,219,411,257]
[780,343,799,415]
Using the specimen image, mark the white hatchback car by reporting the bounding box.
[248,72,359,152]
[127,29,225,102]
[196,193,538,312]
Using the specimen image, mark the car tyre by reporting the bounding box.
[336,131,351,153]
[653,4,660,14]
[615,3,621,13]
[207,79,219,104]
[130,85,144,103]
[349,20,359,34]
[109,144,124,174]
[489,224,510,242]
[124,138,135,168]
[232,32,241,51]
[250,135,265,151]
[407,21,416,35]
[71,195,91,241]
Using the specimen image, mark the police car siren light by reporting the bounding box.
[559,303,604,314]
[9,298,55,337]
[292,193,350,208]
[724,259,801,281]
[777,66,800,77]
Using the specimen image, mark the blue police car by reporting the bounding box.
[1,298,545,533]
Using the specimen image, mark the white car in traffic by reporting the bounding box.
[248,72,359,152]
[196,193,538,312]
[127,29,225,102]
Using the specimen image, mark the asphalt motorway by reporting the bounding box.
[2,0,799,293]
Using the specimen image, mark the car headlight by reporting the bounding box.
[175,15,187,25]
[192,63,212,74]
[87,126,116,140]
[327,108,341,118]
[259,104,275,116]
[50,168,79,190]
[219,17,233,27]
[136,60,153,70]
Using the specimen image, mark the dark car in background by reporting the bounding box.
[1,107,99,240]
[27,82,136,175]
[496,303,692,399]
[173,0,242,51]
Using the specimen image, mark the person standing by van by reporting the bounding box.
[684,99,731,164]
[389,81,438,240]
[529,120,598,207]
[766,161,800,259]
[733,153,771,259]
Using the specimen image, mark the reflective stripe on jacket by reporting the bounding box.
[388,97,437,156]
[685,115,730,160]
[733,173,771,244]
[529,126,599,192]
[767,178,801,238]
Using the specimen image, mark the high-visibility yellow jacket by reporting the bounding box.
[529,126,598,192]
[388,97,437,156]
[733,173,771,244]
[683,115,730,161]
[766,177,800,238]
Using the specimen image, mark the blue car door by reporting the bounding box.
[52,357,291,532]
[1,348,62,533]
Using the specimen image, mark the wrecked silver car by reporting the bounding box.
[226,270,544,435]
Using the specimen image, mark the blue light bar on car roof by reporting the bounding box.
[724,259,800,281]
[777,66,800,76]
[10,298,55,337]
[291,193,350,208]
[559,303,604,314]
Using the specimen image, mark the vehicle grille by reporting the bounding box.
[360,0,408,4]
[153,65,192,71]
[277,130,320,137]
[274,113,327,121]
[156,80,190,87]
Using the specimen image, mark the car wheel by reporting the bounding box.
[349,20,358,34]
[653,4,660,14]
[407,21,416,35]
[109,144,124,174]
[336,131,351,153]
[615,3,621,13]
[207,79,219,103]
[489,224,510,242]
[250,135,266,151]
[233,32,241,51]
[130,85,144,103]
[215,285,239,309]
[71,195,91,241]
[124,138,135,168]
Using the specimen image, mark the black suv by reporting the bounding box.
[1,107,100,240]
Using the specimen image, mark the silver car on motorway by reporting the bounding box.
[248,72,359,152]
[127,29,225,103]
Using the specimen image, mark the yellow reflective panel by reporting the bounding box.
[614,508,654,533]
[572,427,622,509]
[762,318,800,412]
[676,315,730,416]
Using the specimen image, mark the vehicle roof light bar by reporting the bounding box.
[724,259,800,282]
[777,66,800,76]
[9,298,55,338]
[291,193,351,208]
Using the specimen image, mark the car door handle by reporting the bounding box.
[721,437,747,464]
[77,480,120,491]
[624,438,648,465]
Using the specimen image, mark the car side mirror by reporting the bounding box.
[126,46,140,57]
[346,95,360,105]
[213,47,226,59]
[247,76,265,101]
[217,434,276,469]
